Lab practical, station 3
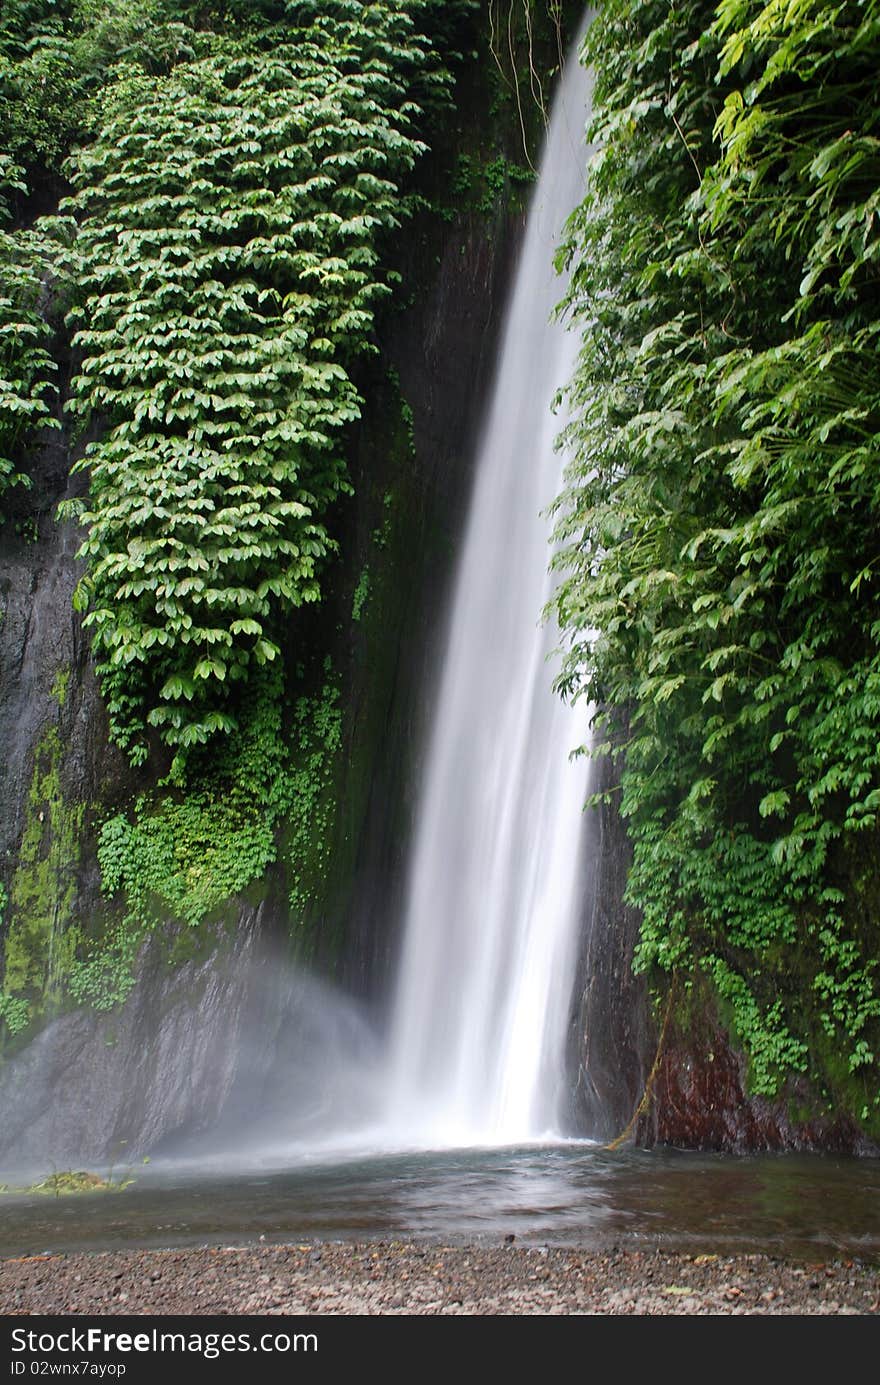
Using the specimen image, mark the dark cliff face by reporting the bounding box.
[0,382,145,1058]
[328,209,520,1008]
[641,1028,880,1155]
[0,906,263,1170]
[570,754,880,1156]
[0,429,268,1166]
[635,984,880,1157]
[568,752,651,1143]
[0,420,103,876]
[0,182,524,1165]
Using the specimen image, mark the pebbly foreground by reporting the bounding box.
[1,1242,878,1316]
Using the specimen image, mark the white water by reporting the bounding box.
[383,49,596,1148]
[146,40,598,1175]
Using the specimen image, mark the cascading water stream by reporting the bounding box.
[11,37,601,1177]
[383,44,596,1148]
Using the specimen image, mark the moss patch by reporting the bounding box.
[1,727,84,1039]
[0,1170,133,1196]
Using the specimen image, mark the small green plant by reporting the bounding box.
[351,567,371,623]
[448,152,535,216]
[71,665,296,1007]
[0,1167,138,1198]
[32,1170,126,1196]
[285,664,343,918]
[0,1142,146,1197]
[0,990,31,1036]
[0,172,64,517]
[50,668,70,708]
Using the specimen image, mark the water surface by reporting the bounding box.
[2,1144,878,1264]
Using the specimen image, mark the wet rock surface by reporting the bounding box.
[643,1028,880,1156]
[0,908,264,1167]
[1,1241,877,1316]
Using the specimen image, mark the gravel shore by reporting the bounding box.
[2,1242,878,1315]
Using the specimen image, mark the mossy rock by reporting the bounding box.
[1,1169,132,1196]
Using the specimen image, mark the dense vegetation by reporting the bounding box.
[3,0,458,767]
[0,0,477,1026]
[4,0,876,1139]
[1,0,567,1034]
[554,0,880,1126]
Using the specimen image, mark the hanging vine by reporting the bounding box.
[486,0,568,166]
[66,4,448,771]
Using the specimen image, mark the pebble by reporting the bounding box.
[0,1242,877,1316]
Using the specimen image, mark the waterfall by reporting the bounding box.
[384,44,595,1148]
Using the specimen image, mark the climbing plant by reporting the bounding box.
[0,0,585,1039]
[553,0,880,1117]
[0,156,62,512]
[65,3,449,769]
[0,1,477,1036]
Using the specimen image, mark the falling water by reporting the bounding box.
[0,40,598,1178]
[384,45,595,1147]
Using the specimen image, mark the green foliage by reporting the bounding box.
[0,990,31,1035]
[64,4,446,770]
[1,727,83,1035]
[66,920,140,1013]
[0,0,488,1027]
[70,658,344,1006]
[0,162,68,512]
[0,1168,135,1195]
[0,4,209,515]
[553,0,880,1112]
[0,878,30,1035]
[448,152,535,214]
[0,1,207,175]
[70,665,293,1008]
[351,567,371,623]
[284,664,343,918]
[105,672,292,926]
[2,0,456,767]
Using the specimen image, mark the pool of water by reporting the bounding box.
[2,1143,879,1263]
